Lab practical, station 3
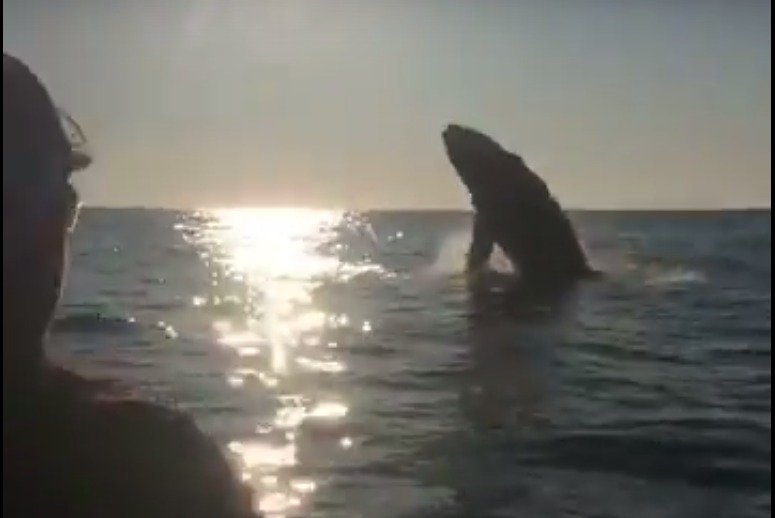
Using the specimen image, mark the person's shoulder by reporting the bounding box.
[40,367,260,517]
[96,396,225,467]
[6,367,262,517]
[88,396,259,517]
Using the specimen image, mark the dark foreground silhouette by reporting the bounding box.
[3,52,260,518]
[442,124,597,293]
[4,367,258,518]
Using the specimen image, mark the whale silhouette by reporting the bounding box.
[442,123,597,292]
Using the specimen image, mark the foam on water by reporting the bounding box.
[645,267,708,286]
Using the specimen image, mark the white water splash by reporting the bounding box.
[426,230,470,275]
[425,230,516,277]
[646,268,707,286]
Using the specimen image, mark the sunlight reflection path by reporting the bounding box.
[181,208,379,517]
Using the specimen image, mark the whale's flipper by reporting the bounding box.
[442,124,594,290]
[466,212,495,272]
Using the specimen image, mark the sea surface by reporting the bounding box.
[50,209,771,518]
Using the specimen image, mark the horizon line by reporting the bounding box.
[80,204,773,213]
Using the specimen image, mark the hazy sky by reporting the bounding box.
[3,0,771,209]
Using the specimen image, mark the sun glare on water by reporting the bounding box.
[180,207,376,517]
[212,207,342,280]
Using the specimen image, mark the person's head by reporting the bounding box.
[3,53,90,384]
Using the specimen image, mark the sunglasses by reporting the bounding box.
[58,109,92,174]
[56,108,89,232]
[3,109,90,268]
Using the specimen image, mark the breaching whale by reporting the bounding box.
[442,124,596,292]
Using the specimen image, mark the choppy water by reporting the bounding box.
[50,209,771,518]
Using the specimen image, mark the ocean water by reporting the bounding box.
[50,209,771,518]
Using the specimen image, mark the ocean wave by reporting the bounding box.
[57,209,770,518]
[52,313,142,335]
[517,430,770,490]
